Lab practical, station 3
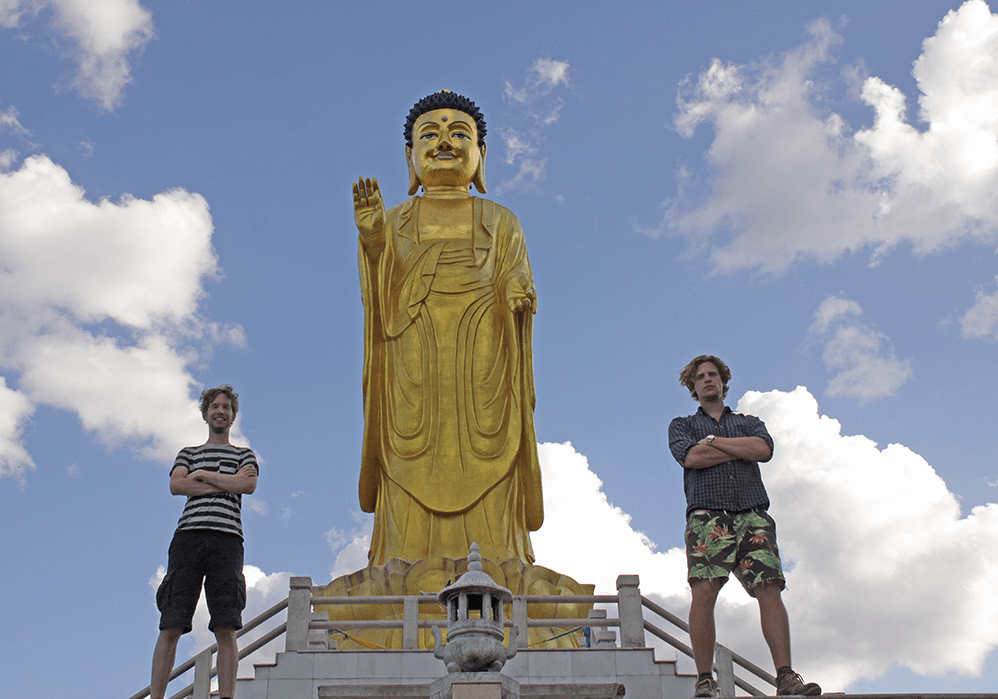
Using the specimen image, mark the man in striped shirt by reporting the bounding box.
[150,386,258,699]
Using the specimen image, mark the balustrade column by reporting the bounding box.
[403,596,419,649]
[286,576,314,651]
[715,645,735,697]
[512,596,528,649]
[192,647,212,699]
[615,574,645,648]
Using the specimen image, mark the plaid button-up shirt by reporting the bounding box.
[668,406,774,516]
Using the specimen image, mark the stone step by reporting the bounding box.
[237,647,683,699]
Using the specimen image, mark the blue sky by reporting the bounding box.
[2,1,998,697]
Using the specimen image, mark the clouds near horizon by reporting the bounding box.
[662,0,998,281]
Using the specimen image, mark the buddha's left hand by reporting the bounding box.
[506,276,537,314]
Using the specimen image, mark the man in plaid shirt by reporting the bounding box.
[669,355,820,698]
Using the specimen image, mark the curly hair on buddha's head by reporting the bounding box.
[199,385,239,419]
[679,355,731,401]
[404,90,487,148]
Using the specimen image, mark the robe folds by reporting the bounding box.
[358,196,543,566]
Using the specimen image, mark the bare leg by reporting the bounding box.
[214,627,239,698]
[151,628,183,699]
[754,582,791,670]
[689,578,724,675]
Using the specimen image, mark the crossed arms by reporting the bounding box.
[682,436,772,470]
[170,464,258,496]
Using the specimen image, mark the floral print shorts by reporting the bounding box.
[685,508,785,595]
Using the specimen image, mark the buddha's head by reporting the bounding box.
[404,91,488,195]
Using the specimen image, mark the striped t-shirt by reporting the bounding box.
[172,444,258,539]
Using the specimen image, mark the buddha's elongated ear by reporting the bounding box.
[472,142,487,194]
[406,146,422,195]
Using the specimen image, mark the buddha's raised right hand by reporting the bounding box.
[353,177,385,256]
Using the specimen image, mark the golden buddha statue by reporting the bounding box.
[353,91,541,566]
[318,92,590,650]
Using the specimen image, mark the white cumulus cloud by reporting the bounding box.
[961,274,998,339]
[0,376,34,479]
[327,516,374,581]
[808,296,912,402]
[0,157,215,326]
[810,296,862,335]
[0,0,154,110]
[533,442,687,597]
[0,153,245,473]
[662,1,998,275]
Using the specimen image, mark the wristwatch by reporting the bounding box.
[706,435,716,445]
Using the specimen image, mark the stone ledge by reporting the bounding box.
[317,675,626,699]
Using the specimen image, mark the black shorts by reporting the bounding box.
[157,529,246,633]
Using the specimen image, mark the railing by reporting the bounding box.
[132,574,773,699]
[639,593,774,697]
[127,599,289,699]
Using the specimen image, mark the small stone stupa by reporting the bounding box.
[433,542,519,674]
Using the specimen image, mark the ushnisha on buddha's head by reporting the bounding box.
[404,91,488,195]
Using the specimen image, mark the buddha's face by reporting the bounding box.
[409,108,482,187]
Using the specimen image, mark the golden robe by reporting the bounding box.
[358,196,543,566]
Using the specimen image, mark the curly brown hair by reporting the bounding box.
[199,385,239,419]
[679,355,731,401]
